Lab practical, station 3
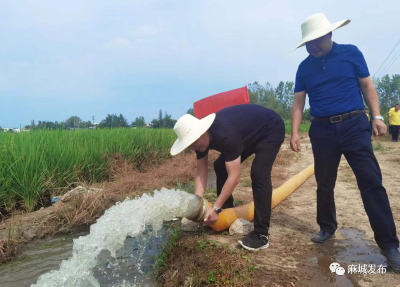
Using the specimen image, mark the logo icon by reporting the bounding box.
[329,262,340,273]
[336,267,346,276]
[329,262,345,276]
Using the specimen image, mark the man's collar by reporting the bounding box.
[310,42,339,62]
[330,42,339,55]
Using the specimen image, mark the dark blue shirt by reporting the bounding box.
[195,104,284,161]
[294,42,370,117]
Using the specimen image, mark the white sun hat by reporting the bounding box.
[170,113,216,156]
[291,13,350,52]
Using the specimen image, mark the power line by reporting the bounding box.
[378,48,400,77]
[373,39,400,78]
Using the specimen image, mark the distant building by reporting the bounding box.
[1,128,29,133]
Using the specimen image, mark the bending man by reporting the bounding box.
[171,104,284,251]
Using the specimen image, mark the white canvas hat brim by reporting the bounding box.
[170,113,216,156]
[290,19,350,52]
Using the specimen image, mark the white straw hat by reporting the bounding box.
[291,13,350,52]
[170,113,216,156]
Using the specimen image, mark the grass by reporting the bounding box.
[153,225,183,273]
[372,142,385,151]
[285,123,310,134]
[283,119,310,134]
[0,220,18,265]
[0,128,176,213]
[157,234,257,286]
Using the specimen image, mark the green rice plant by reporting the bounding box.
[0,128,176,212]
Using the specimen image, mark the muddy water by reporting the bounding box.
[0,224,175,287]
[337,228,386,266]
[308,227,387,287]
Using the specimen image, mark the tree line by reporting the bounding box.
[374,74,400,115]
[9,110,178,131]
[247,74,400,121]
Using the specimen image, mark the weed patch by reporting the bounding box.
[0,222,19,265]
[157,235,257,286]
[372,142,385,152]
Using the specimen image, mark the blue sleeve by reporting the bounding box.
[352,47,370,78]
[294,66,306,93]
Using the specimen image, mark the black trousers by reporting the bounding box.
[214,136,284,235]
[392,125,399,141]
[310,113,399,250]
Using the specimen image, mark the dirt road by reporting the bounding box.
[209,134,400,287]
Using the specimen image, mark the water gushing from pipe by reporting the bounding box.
[31,188,205,287]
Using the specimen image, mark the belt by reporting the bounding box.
[312,110,364,123]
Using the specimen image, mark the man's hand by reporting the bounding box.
[202,207,219,226]
[290,133,301,152]
[372,120,387,136]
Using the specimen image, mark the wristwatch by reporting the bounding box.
[372,115,384,121]
[212,204,222,214]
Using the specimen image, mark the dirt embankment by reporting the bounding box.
[161,134,400,287]
[0,152,197,264]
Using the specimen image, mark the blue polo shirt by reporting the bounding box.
[294,42,370,117]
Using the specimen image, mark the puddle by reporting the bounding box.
[337,228,386,266]
[308,227,387,287]
[314,256,355,287]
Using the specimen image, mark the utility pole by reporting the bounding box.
[92,116,95,124]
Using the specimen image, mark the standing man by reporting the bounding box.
[388,104,395,135]
[171,104,285,251]
[290,13,400,271]
[389,104,400,142]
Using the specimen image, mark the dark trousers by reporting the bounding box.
[392,125,399,141]
[214,138,284,235]
[310,113,399,250]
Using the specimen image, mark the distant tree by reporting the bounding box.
[79,121,94,129]
[303,108,311,122]
[133,116,145,128]
[247,81,294,120]
[376,74,400,115]
[0,126,3,132]
[162,112,177,128]
[150,110,177,129]
[65,116,82,129]
[30,120,35,130]
[158,109,163,127]
[187,108,194,116]
[275,81,295,119]
[150,118,161,128]
[98,113,129,128]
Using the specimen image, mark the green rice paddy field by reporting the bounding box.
[0,122,310,214]
[0,129,176,212]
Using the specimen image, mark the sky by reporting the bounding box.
[0,0,399,128]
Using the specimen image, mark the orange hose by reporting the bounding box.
[209,164,314,231]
